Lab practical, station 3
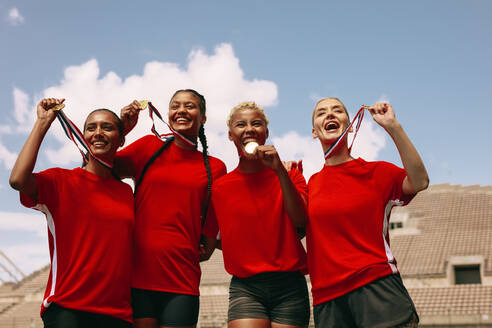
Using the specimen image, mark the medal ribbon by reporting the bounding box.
[147,102,197,148]
[56,109,113,169]
[324,105,368,159]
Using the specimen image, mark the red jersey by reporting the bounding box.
[211,167,308,278]
[20,167,134,322]
[116,135,226,295]
[307,158,412,305]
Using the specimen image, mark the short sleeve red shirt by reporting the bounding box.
[307,158,412,305]
[116,135,226,295]
[211,167,308,278]
[20,168,134,322]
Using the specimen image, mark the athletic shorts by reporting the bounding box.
[131,288,199,327]
[313,274,419,328]
[41,303,132,328]
[228,271,310,327]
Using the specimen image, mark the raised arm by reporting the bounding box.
[257,145,308,227]
[112,100,146,179]
[120,100,144,136]
[369,102,429,196]
[9,98,64,202]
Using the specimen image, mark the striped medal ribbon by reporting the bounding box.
[324,105,368,159]
[56,108,113,169]
[147,101,197,148]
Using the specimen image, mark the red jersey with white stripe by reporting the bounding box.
[306,158,412,305]
[20,168,134,322]
[211,167,308,278]
[116,135,226,295]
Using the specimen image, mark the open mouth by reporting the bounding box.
[324,122,339,131]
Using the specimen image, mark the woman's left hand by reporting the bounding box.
[254,145,283,172]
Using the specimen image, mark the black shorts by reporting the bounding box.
[41,303,131,328]
[314,274,419,328]
[131,288,199,327]
[228,271,310,327]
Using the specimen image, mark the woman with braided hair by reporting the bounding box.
[116,89,226,328]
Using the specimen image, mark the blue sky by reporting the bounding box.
[0,1,491,278]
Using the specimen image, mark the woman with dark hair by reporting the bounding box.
[307,98,429,328]
[9,98,134,327]
[116,89,227,328]
[210,102,310,328]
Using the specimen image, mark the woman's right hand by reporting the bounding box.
[120,100,143,136]
[37,98,64,126]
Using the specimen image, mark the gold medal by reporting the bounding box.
[51,103,65,112]
[245,142,259,154]
[139,100,149,110]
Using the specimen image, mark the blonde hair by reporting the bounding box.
[312,97,349,126]
[227,102,269,128]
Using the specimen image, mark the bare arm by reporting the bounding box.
[9,98,64,202]
[120,100,143,136]
[199,235,217,262]
[111,100,147,179]
[369,102,429,196]
[256,145,308,227]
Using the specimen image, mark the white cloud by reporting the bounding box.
[12,43,278,171]
[13,87,31,124]
[0,88,31,169]
[6,42,386,175]
[0,211,49,278]
[0,143,17,169]
[1,242,49,278]
[0,211,47,238]
[6,7,24,26]
[273,131,324,180]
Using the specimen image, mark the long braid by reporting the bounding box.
[133,137,173,195]
[198,125,213,226]
[172,89,212,226]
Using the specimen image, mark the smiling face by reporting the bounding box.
[228,108,269,155]
[168,91,206,138]
[312,98,351,145]
[83,110,124,161]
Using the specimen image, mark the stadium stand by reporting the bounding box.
[1,183,491,327]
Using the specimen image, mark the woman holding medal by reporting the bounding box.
[307,98,429,327]
[209,102,310,328]
[116,90,226,328]
[9,98,134,327]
